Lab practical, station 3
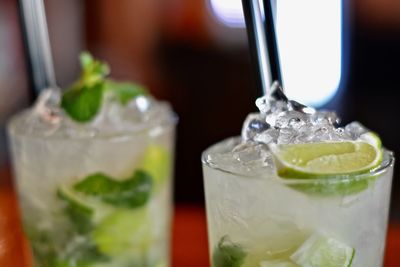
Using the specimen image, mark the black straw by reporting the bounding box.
[242,0,283,95]
[18,0,57,98]
[262,0,282,84]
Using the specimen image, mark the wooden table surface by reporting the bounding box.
[1,185,399,267]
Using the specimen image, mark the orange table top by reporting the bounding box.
[0,185,399,267]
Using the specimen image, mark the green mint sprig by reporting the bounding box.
[62,52,148,122]
[105,80,148,106]
[55,169,153,266]
[57,170,153,234]
[73,170,153,209]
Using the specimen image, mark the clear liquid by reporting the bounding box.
[9,118,175,267]
[203,138,393,267]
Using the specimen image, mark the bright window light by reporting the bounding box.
[209,0,245,28]
[209,0,342,107]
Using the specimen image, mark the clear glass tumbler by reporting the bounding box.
[8,96,176,267]
[202,137,394,267]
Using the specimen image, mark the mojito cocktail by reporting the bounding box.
[202,84,393,267]
[8,53,176,267]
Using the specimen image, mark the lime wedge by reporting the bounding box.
[270,140,382,178]
[58,186,96,233]
[58,186,113,232]
[58,185,95,215]
[360,132,382,149]
[141,145,171,189]
[92,208,152,256]
[260,260,298,267]
[290,234,355,267]
[270,138,383,195]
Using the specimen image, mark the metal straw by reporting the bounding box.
[242,0,283,95]
[18,0,57,98]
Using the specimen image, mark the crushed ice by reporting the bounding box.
[12,88,173,138]
[221,82,370,169]
[241,82,366,146]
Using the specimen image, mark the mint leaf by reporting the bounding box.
[62,52,109,122]
[62,52,149,122]
[213,236,247,267]
[111,170,153,208]
[61,83,103,122]
[105,80,147,105]
[80,52,110,86]
[73,173,120,195]
[74,170,153,209]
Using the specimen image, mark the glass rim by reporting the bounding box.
[202,136,395,185]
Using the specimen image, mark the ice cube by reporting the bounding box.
[269,81,288,102]
[237,81,362,156]
[275,110,308,129]
[232,142,272,166]
[256,82,289,114]
[334,127,353,140]
[256,96,288,115]
[241,113,270,141]
[253,128,279,144]
[288,100,315,114]
[134,95,151,112]
[294,126,316,143]
[311,110,340,126]
[255,95,270,114]
[34,89,62,125]
[345,121,369,139]
[316,126,331,138]
[278,127,297,144]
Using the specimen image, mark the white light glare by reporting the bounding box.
[209,0,245,27]
[209,0,342,107]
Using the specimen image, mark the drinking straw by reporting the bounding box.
[241,0,283,95]
[261,0,282,84]
[18,0,57,97]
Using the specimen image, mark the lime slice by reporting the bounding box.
[141,145,171,189]
[58,185,94,215]
[58,186,97,233]
[360,132,382,149]
[260,260,298,267]
[93,208,152,256]
[269,137,383,195]
[270,140,382,178]
[58,186,113,223]
[290,234,355,267]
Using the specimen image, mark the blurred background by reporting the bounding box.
[0,0,399,224]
